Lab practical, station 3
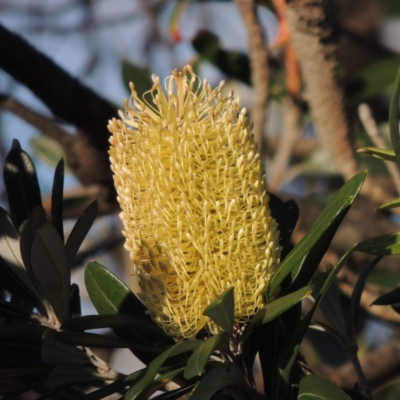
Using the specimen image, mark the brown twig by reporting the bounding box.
[269,97,301,189]
[0,96,114,201]
[234,0,269,151]
[358,103,400,196]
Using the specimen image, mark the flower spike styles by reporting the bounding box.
[108,66,281,340]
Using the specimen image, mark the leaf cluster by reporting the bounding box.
[3,68,400,399]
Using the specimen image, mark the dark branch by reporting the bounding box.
[0,22,117,191]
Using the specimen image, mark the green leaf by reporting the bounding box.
[20,206,47,272]
[244,285,314,340]
[203,287,234,335]
[51,159,65,242]
[192,31,251,85]
[351,256,382,328]
[124,340,203,400]
[269,196,299,260]
[61,314,169,336]
[389,66,400,163]
[184,331,230,379]
[357,147,397,162]
[268,172,366,298]
[278,246,355,384]
[298,375,351,399]
[3,139,42,231]
[30,223,71,323]
[372,286,400,306]
[356,232,400,255]
[134,368,185,400]
[348,57,400,103]
[122,60,153,99]
[189,363,255,400]
[378,198,400,211]
[65,200,98,266]
[0,207,45,310]
[70,283,82,319]
[84,261,173,350]
[313,273,347,339]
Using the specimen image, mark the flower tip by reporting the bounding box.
[151,73,160,84]
[129,82,135,92]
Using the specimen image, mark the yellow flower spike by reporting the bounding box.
[108,66,281,340]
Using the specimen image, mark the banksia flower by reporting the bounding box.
[108,66,280,340]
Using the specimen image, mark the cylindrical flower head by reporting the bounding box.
[108,66,281,340]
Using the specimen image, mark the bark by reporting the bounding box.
[285,0,358,181]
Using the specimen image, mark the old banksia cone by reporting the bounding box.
[108,66,281,339]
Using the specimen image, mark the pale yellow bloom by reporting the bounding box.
[108,66,280,339]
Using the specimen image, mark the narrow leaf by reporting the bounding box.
[279,246,355,383]
[51,159,65,242]
[348,56,400,103]
[70,283,82,319]
[0,207,45,309]
[203,287,234,335]
[313,273,347,339]
[122,60,153,99]
[298,375,351,399]
[244,285,313,340]
[356,232,400,255]
[65,200,98,266]
[3,139,42,230]
[136,368,185,400]
[184,331,230,379]
[357,147,397,162]
[351,256,382,328]
[372,286,400,306]
[192,30,251,86]
[269,172,366,297]
[84,261,173,351]
[124,340,203,400]
[189,364,255,400]
[30,223,71,322]
[378,197,400,211]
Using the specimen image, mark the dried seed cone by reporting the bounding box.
[108,66,280,340]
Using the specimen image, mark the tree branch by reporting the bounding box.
[0,23,116,191]
[234,0,269,150]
